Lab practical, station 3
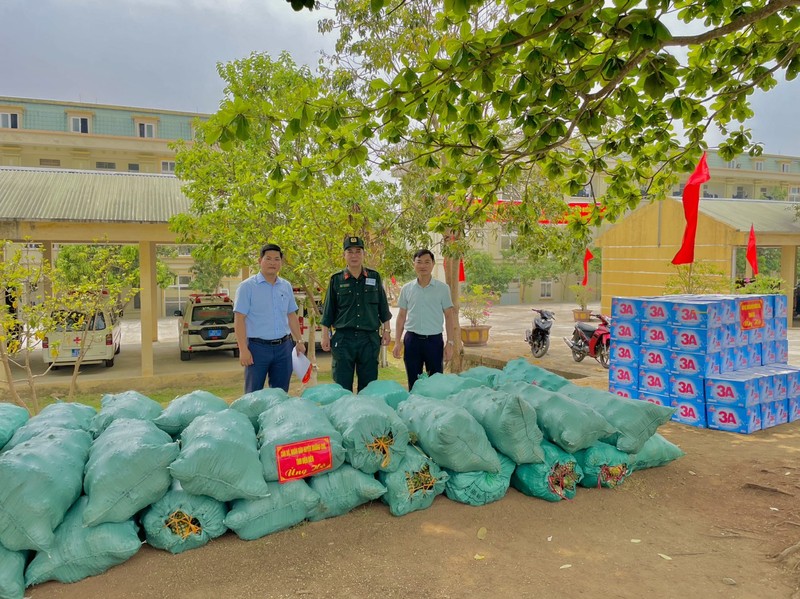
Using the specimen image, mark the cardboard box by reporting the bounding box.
[774,316,788,340]
[669,374,706,402]
[747,343,762,368]
[760,400,778,429]
[707,403,762,434]
[789,397,800,422]
[773,294,788,319]
[670,350,720,378]
[638,392,670,406]
[671,398,707,428]
[639,368,671,395]
[776,340,788,363]
[610,320,640,344]
[608,385,638,400]
[721,324,737,349]
[670,300,723,328]
[611,297,644,321]
[670,326,722,353]
[609,364,639,390]
[748,327,764,345]
[642,299,674,324]
[720,348,736,374]
[641,324,671,347]
[761,340,778,366]
[641,346,671,372]
[735,326,749,347]
[763,319,776,342]
[775,399,789,426]
[734,347,750,371]
[610,341,638,366]
[705,373,761,407]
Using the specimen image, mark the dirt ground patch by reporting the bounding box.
[26,418,800,599]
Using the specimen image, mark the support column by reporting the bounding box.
[139,241,156,376]
[781,245,797,323]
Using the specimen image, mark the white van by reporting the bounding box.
[42,308,122,369]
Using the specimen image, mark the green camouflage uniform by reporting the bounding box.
[321,267,392,392]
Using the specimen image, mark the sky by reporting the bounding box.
[2,0,799,155]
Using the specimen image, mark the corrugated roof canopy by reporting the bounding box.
[685,197,800,234]
[0,166,190,223]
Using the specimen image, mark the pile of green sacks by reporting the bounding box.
[0,359,685,598]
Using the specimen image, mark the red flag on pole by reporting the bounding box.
[582,248,593,286]
[458,259,466,283]
[672,152,711,265]
[746,224,759,276]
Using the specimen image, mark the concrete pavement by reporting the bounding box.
[4,301,799,399]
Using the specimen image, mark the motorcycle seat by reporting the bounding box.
[576,321,598,334]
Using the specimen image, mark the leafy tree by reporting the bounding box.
[170,52,407,362]
[189,250,236,294]
[463,250,515,295]
[56,244,174,293]
[664,262,731,294]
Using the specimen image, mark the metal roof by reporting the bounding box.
[670,196,800,234]
[0,166,190,223]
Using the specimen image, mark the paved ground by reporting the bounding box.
[4,301,799,398]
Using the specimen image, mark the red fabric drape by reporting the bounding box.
[458,259,466,282]
[746,224,759,276]
[672,152,711,265]
[582,248,594,286]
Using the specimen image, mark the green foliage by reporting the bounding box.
[664,262,731,295]
[567,284,594,311]
[735,275,785,294]
[56,244,173,291]
[464,250,514,295]
[459,284,499,327]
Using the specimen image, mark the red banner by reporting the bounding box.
[582,248,594,286]
[276,436,333,483]
[672,153,710,265]
[739,298,764,330]
[746,224,759,275]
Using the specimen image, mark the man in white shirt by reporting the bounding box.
[392,249,457,390]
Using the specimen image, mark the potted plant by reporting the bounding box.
[459,284,499,346]
[568,283,594,321]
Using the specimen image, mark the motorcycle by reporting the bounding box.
[524,308,555,358]
[563,313,611,369]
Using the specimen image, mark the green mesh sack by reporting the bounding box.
[499,382,616,454]
[377,449,449,517]
[410,373,482,399]
[447,387,545,464]
[502,358,571,391]
[558,384,675,454]
[83,419,179,526]
[301,383,351,406]
[224,480,321,541]
[153,390,229,437]
[230,387,290,430]
[629,433,685,471]
[397,395,500,473]
[24,496,140,586]
[89,390,162,438]
[170,409,269,502]
[323,395,409,474]
[444,452,516,506]
[575,442,632,488]
[0,428,92,551]
[0,544,27,599]
[307,464,387,521]
[142,481,227,554]
[258,398,345,482]
[511,441,584,502]
[359,379,409,410]
[4,402,95,451]
[0,404,29,451]
[458,366,509,389]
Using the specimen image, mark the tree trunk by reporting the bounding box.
[444,241,464,373]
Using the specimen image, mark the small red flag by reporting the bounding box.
[390,275,397,285]
[746,224,758,276]
[672,152,711,265]
[458,259,466,283]
[582,248,593,286]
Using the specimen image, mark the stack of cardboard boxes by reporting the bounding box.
[608,294,799,434]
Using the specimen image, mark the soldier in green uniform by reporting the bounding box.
[321,236,392,392]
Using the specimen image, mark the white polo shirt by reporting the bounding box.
[398,278,453,335]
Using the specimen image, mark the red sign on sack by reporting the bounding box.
[739,299,764,330]
[276,436,333,483]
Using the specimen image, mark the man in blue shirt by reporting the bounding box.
[392,249,457,390]
[234,243,306,393]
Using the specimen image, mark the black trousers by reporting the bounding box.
[402,332,444,391]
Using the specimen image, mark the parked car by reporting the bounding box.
[42,307,122,368]
[176,293,238,361]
